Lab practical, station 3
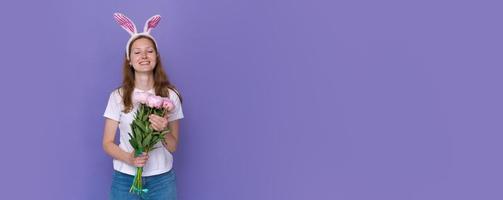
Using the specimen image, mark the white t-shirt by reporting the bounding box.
[103,87,184,176]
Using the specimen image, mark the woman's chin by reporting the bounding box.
[134,66,155,73]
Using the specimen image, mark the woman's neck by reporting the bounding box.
[134,72,154,91]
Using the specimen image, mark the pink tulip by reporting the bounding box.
[146,95,163,108]
[162,98,174,111]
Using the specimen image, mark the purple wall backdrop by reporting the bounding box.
[1,0,502,199]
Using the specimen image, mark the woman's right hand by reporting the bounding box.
[128,152,149,167]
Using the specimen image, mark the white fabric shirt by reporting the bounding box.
[103,87,184,176]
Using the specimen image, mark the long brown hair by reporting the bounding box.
[119,35,182,113]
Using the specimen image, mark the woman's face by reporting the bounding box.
[129,37,157,73]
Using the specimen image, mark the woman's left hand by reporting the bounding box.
[149,114,169,132]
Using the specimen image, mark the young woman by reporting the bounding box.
[102,13,183,200]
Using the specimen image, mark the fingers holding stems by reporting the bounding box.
[149,114,169,131]
[130,152,149,167]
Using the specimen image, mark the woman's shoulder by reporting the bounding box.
[167,87,178,95]
[109,87,124,99]
[167,87,182,101]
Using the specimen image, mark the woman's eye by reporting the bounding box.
[134,52,140,54]
[148,50,154,53]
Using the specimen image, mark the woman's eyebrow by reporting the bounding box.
[132,47,154,50]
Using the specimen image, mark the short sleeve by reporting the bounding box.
[168,89,184,122]
[103,90,121,122]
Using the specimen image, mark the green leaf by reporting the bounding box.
[141,111,148,121]
[134,128,141,138]
[135,133,143,147]
[133,126,142,136]
[145,123,151,133]
[133,120,146,133]
[129,139,137,149]
[143,134,152,147]
[152,135,159,142]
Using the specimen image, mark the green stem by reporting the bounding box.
[138,167,143,190]
[129,167,144,194]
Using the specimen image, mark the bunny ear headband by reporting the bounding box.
[113,13,161,60]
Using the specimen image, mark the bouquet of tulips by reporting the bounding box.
[129,92,174,195]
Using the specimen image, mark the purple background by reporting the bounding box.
[1,0,502,199]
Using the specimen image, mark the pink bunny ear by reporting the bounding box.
[113,13,138,35]
[143,15,161,33]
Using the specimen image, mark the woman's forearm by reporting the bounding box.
[103,142,132,164]
[163,133,178,153]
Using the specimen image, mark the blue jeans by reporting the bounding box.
[110,170,177,200]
